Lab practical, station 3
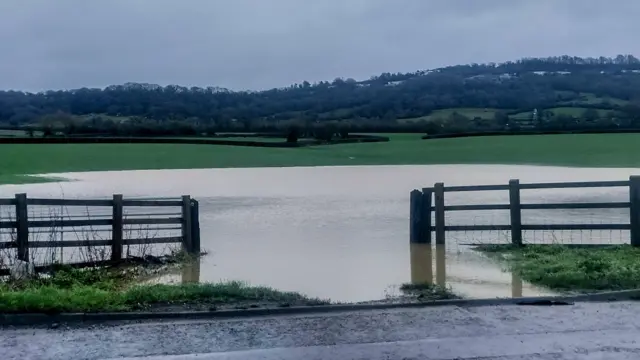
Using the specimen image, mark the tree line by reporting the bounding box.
[2,55,640,135]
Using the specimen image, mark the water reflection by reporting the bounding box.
[512,272,523,298]
[409,244,432,284]
[142,259,202,285]
[181,258,201,283]
[435,244,446,288]
[409,243,534,298]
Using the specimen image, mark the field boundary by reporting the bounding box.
[422,128,640,140]
[0,134,389,148]
[2,289,639,327]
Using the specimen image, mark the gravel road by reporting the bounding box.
[2,302,640,359]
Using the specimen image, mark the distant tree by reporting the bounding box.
[581,108,599,123]
[286,126,300,143]
[42,126,53,137]
[444,113,474,133]
[423,119,444,135]
[493,111,510,129]
[312,123,336,142]
[551,114,578,130]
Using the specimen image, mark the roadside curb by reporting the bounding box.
[2,289,639,327]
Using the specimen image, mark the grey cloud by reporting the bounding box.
[0,0,638,92]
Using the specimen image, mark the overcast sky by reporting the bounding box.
[0,0,638,92]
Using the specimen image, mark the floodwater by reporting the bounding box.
[1,164,638,302]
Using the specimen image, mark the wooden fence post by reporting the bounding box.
[421,188,433,245]
[629,176,640,246]
[509,179,523,246]
[181,195,193,254]
[15,193,29,262]
[111,194,124,262]
[409,190,423,244]
[190,199,201,255]
[434,183,446,245]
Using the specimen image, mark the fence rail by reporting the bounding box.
[0,193,201,266]
[409,176,640,246]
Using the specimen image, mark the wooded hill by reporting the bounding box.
[2,54,640,135]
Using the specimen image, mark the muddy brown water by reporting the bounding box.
[1,165,638,302]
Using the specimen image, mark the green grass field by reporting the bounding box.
[510,107,611,119]
[400,108,503,122]
[401,105,616,123]
[167,136,287,142]
[547,107,611,117]
[558,92,629,107]
[3,133,640,185]
[0,129,43,137]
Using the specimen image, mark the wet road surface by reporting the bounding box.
[3,302,640,359]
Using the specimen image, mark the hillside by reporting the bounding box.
[2,55,640,135]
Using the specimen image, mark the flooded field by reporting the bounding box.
[0,164,638,302]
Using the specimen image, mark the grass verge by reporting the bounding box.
[476,244,640,293]
[350,282,459,306]
[0,174,62,185]
[0,265,329,313]
[399,283,459,301]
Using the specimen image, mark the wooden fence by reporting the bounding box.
[409,176,640,246]
[0,194,201,264]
